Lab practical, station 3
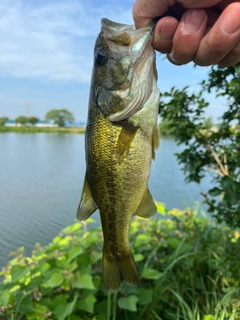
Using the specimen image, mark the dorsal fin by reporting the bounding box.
[76,174,98,221]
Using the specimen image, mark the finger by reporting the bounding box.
[153,17,178,53]
[218,40,240,66]
[167,9,208,65]
[178,0,221,8]
[133,0,176,28]
[194,2,240,66]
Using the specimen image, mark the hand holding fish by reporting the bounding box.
[133,0,240,66]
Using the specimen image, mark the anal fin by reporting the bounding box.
[134,188,157,218]
[76,174,97,221]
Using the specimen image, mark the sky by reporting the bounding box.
[0,0,228,122]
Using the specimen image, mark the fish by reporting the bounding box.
[76,18,160,291]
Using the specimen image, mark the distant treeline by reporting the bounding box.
[0,108,79,128]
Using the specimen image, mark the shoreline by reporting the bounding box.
[0,126,85,134]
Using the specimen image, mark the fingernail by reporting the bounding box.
[222,11,240,35]
[167,53,181,66]
[160,22,176,42]
[184,9,205,33]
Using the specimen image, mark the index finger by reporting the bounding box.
[133,0,174,28]
[132,0,223,28]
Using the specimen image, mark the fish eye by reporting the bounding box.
[95,48,108,66]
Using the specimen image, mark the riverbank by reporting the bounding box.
[1,205,239,319]
[0,126,85,134]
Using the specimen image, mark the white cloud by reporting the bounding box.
[0,0,132,81]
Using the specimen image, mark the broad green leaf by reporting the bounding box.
[10,266,31,282]
[25,276,42,290]
[62,223,82,234]
[92,316,107,320]
[118,295,138,312]
[166,237,180,249]
[156,202,166,215]
[203,315,214,320]
[95,299,108,315]
[0,290,10,307]
[208,187,222,197]
[54,294,78,320]
[138,288,153,305]
[42,272,63,288]
[67,245,83,263]
[77,294,96,313]
[52,294,68,308]
[134,253,144,262]
[73,274,95,290]
[18,294,34,313]
[141,268,162,280]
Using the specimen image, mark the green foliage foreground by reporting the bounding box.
[1,204,240,320]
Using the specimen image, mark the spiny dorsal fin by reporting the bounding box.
[76,174,98,221]
[116,124,138,164]
[134,188,157,218]
[152,124,160,160]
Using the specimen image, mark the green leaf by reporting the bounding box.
[138,288,153,305]
[0,290,10,307]
[203,315,214,320]
[73,274,95,290]
[26,304,49,320]
[67,245,83,263]
[18,294,34,313]
[95,299,108,315]
[221,176,233,189]
[54,294,78,320]
[10,266,31,282]
[25,276,42,290]
[134,253,144,262]
[208,187,222,197]
[42,272,63,288]
[62,223,82,234]
[92,316,107,320]
[77,294,96,313]
[118,295,138,312]
[166,237,180,249]
[141,268,162,280]
[156,202,166,215]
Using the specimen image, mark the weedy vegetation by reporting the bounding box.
[1,203,240,320]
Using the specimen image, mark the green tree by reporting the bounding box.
[158,64,240,228]
[15,116,29,126]
[45,109,74,127]
[28,116,39,126]
[0,117,8,126]
[158,118,175,135]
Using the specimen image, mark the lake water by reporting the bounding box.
[0,133,212,268]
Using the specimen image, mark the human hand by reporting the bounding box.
[132,0,240,66]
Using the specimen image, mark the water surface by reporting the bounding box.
[0,133,212,268]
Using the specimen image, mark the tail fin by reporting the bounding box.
[102,246,140,291]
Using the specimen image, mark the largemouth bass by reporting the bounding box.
[77,18,160,291]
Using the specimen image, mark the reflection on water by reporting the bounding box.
[0,133,212,268]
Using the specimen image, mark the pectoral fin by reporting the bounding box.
[134,188,157,218]
[152,124,160,160]
[116,124,138,164]
[76,174,98,221]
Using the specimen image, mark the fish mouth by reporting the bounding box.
[97,18,157,122]
[101,18,155,52]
